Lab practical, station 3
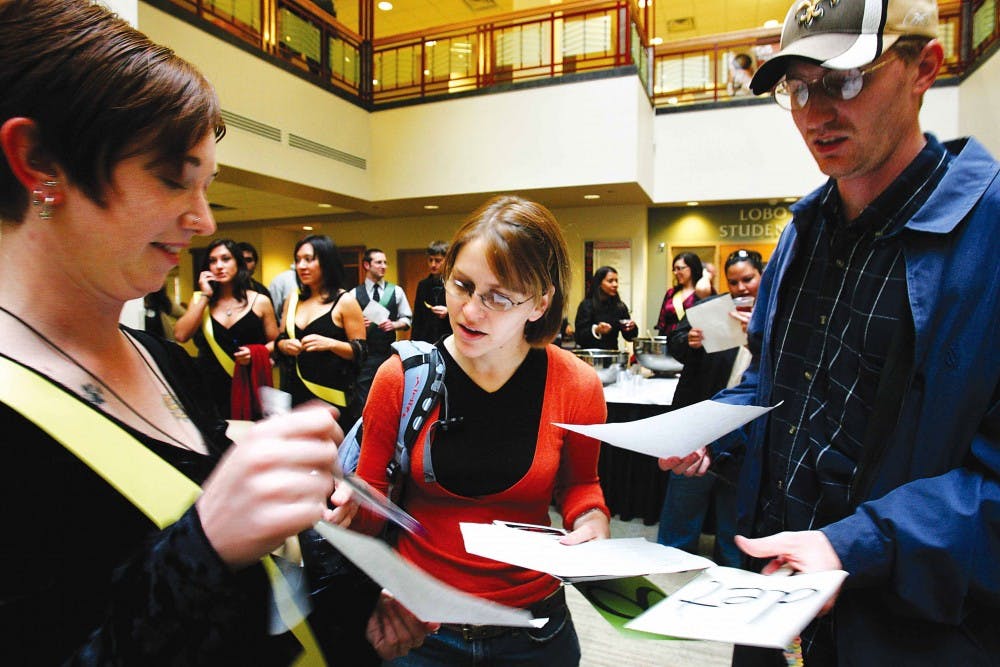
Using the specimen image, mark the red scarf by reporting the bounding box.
[230,344,273,420]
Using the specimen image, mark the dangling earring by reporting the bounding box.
[33,179,59,220]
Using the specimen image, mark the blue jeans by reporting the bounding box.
[387,604,580,667]
[657,472,741,568]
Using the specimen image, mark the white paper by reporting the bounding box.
[685,295,747,353]
[363,299,391,325]
[312,521,543,627]
[625,566,848,648]
[555,399,779,459]
[461,523,714,582]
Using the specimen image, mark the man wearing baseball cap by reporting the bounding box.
[661,0,1000,664]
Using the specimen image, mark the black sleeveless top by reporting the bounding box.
[287,292,357,417]
[193,295,268,419]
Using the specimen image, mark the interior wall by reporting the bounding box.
[651,83,960,205]
[369,76,651,200]
[959,48,1000,154]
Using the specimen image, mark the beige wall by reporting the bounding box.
[959,48,1000,154]
[370,76,653,200]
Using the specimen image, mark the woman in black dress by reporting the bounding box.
[174,238,278,418]
[573,265,637,350]
[276,235,366,429]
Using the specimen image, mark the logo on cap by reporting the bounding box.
[795,0,841,28]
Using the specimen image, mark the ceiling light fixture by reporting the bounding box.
[303,225,314,231]
[583,194,601,200]
[686,201,699,206]
[317,203,332,208]
[763,19,780,28]
[423,204,439,210]
[377,1,393,10]
[650,37,663,46]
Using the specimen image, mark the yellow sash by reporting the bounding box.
[285,291,346,407]
[195,291,236,377]
[0,355,325,666]
[671,290,688,322]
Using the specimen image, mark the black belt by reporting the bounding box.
[441,587,567,641]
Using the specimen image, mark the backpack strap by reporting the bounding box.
[389,340,445,483]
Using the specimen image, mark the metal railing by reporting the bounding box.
[369,0,639,103]
[161,0,995,109]
[650,2,968,107]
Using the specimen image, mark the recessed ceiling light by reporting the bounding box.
[583,194,601,200]
[302,225,314,231]
[317,203,332,208]
[377,1,392,10]
[686,201,699,206]
[423,204,439,210]
[650,37,663,46]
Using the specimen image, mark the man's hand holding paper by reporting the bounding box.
[685,295,746,353]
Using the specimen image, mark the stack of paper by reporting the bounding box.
[460,522,714,582]
[625,566,848,648]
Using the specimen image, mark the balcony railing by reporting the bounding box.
[160,0,994,109]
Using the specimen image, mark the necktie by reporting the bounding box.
[372,284,381,302]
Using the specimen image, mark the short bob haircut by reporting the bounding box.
[294,235,346,303]
[443,195,570,346]
[200,239,251,305]
[0,0,225,222]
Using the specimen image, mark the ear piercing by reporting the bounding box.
[33,180,59,220]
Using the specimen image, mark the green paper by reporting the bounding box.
[573,576,684,641]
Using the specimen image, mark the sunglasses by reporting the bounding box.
[772,56,895,111]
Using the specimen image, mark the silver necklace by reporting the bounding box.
[0,305,196,451]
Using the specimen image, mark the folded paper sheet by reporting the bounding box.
[313,522,542,627]
[625,566,848,648]
[362,299,390,325]
[461,522,714,582]
[555,400,779,459]
[685,295,747,353]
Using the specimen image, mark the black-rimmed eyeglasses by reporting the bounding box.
[772,56,895,111]
[444,277,533,312]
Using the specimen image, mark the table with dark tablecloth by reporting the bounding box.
[598,378,677,525]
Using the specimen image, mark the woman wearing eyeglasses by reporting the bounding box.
[655,251,707,336]
[353,195,610,665]
[656,249,764,568]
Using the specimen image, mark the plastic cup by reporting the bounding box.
[732,296,755,312]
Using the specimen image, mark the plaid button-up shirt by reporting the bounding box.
[756,136,951,539]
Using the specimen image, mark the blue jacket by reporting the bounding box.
[712,137,1000,665]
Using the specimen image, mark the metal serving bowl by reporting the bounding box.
[633,336,684,374]
[572,349,629,385]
